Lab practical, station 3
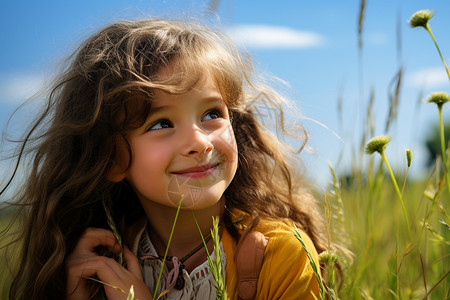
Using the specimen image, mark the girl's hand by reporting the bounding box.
[66,227,153,300]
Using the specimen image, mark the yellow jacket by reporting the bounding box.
[222,218,321,300]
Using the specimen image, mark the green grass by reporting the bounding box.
[1,176,447,299]
[331,176,449,299]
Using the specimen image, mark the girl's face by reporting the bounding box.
[123,75,238,210]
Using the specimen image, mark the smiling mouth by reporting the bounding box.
[172,164,219,178]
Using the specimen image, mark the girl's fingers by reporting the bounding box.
[67,228,123,299]
[67,256,118,291]
[123,246,143,281]
[68,255,152,300]
[67,227,152,300]
[74,227,122,254]
[69,257,126,299]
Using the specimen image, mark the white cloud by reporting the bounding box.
[406,66,449,89]
[0,72,45,104]
[227,24,325,50]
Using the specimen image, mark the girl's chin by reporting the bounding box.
[167,194,221,210]
[167,186,225,210]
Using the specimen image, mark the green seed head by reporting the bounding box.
[409,10,434,28]
[319,250,339,265]
[427,91,450,106]
[406,149,412,167]
[365,135,391,154]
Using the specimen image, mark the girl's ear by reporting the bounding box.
[108,136,129,182]
[107,165,127,182]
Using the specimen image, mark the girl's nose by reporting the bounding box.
[181,126,213,156]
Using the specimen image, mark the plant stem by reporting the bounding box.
[153,196,183,299]
[401,167,410,196]
[191,211,213,263]
[380,152,411,239]
[425,25,450,81]
[437,104,450,199]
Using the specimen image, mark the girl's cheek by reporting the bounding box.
[222,124,233,143]
[219,123,238,159]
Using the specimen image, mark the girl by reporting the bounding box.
[2,18,330,299]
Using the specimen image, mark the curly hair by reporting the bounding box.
[2,18,330,299]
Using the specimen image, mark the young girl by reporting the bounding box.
[2,18,330,299]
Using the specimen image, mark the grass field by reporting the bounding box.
[322,164,449,299]
[1,171,447,299]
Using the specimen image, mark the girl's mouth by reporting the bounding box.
[172,164,219,178]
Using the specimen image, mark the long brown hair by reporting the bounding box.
[1,18,330,299]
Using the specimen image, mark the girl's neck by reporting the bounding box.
[141,197,224,268]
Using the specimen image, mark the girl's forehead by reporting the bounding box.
[150,74,223,106]
[157,61,210,82]
[147,58,240,108]
[152,64,223,98]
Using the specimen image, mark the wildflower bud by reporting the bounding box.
[406,149,412,167]
[409,10,434,28]
[365,135,391,155]
[427,91,450,106]
[319,250,339,265]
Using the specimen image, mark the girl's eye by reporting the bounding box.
[203,109,223,121]
[148,119,173,131]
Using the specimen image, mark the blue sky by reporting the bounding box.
[1,1,450,187]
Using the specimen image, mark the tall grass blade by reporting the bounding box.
[102,197,124,266]
[417,248,428,299]
[385,68,403,133]
[425,270,450,298]
[83,276,128,295]
[153,196,183,299]
[293,224,325,299]
[380,151,412,239]
[327,163,349,244]
[357,0,366,52]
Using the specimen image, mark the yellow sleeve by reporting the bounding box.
[255,222,321,300]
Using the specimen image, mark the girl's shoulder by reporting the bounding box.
[255,218,321,299]
[224,217,321,300]
[227,213,319,263]
[254,218,319,268]
[256,218,309,239]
